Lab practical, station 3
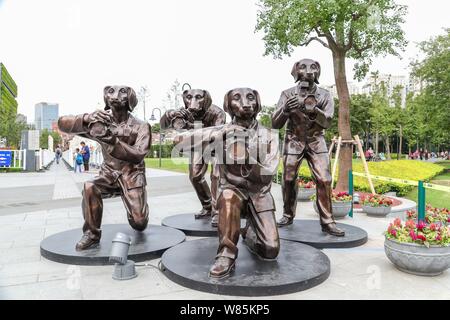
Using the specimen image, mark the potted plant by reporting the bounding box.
[384,218,450,276]
[297,179,316,201]
[312,191,352,219]
[407,205,450,225]
[362,194,394,217]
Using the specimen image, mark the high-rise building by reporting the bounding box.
[0,63,18,121]
[35,102,59,131]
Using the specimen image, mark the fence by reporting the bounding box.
[0,149,26,170]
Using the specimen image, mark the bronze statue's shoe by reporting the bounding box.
[210,214,219,227]
[209,256,235,279]
[322,223,345,237]
[75,232,100,251]
[277,216,294,227]
[195,208,212,219]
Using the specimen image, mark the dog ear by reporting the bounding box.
[182,90,190,109]
[223,90,233,117]
[126,87,138,111]
[314,60,321,84]
[291,61,300,83]
[202,90,212,109]
[253,89,262,115]
[103,86,112,110]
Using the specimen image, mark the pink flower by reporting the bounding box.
[409,230,417,241]
[417,221,426,231]
[393,218,402,227]
[429,223,437,231]
[436,234,442,241]
[405,220,416,229]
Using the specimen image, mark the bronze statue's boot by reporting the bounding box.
[322,223,345,237]
[75,231,100,251]
[209,256,235,278]
[277,215,294,227]
[210,214,218,227]
[195,207,212,219]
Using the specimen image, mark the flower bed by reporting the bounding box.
[406,205,450,225]
[312,192,352,219]
[362,194,394,217]
[384,218,450,276]
[297,179,316,201]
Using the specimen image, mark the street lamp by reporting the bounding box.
[150,107,162,168]
[138,86,150,121]
[365,119,371,151]
[182,83,191,92]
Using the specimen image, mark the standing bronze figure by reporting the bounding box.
[272,59,345,236]
[160,89,226,227]
[58,85,152,250]
[175,88,280,278]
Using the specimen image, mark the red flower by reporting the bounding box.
[389,229,397,237]
[405,220,416,229]
[409,230,417,241]
[436,234,442,241]
[429,223,437,231]
[416,234,426,242]
[393,218,402,228]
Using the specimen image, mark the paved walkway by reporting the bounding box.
[0,164,448,300]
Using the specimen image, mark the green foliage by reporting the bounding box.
[152,123,161,133]
[258,105,285,141]
[409,29,450,150]
[146,143,175,159]
[255,0,408,80]
[39,129,62,150]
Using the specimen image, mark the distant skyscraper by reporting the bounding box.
[35,102,59,131]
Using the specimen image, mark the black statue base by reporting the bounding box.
[278,219,368,249]
[161,213,246,237]
[40,224,185,265]
[161,238,330,296]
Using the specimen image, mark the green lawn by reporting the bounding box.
[145,157,189,174]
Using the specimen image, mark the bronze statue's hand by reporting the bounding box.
[87,110,112,125]
[284,95,301,113]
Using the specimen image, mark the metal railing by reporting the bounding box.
[62,149,103,169]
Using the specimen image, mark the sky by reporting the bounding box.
[0,0,448,124]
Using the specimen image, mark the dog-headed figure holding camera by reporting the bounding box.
[272,59,345,237]
[58,85,152,251]
[160,89,226,227]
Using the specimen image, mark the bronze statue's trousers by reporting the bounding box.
[189,162,218,217]
[81,175,149,240]
[216,189,280,260]
[282,151,335,226]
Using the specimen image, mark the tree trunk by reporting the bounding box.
[332,51,352,191]
[385,136,391,160]
[397,125,403,160]
[375,131,379,155]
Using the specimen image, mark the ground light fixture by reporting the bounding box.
[109,232,137,280]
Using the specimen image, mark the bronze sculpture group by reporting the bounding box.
[58,59,345,278]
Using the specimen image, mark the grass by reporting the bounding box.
[145,157,189,174]
[404,161,450,208]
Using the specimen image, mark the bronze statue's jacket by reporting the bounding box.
[58,114,152,190]
[272,85,333,155]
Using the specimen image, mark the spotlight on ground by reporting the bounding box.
[109,232,136,280]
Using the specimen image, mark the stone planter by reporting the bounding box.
[313,201,351,219]
[297,188,316,201]
[384,238,450,276]
[363,205,392,217]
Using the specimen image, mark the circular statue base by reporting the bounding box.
[161,238,330,296]
[278,220,368,249]
[40,224,185,265]
[161,213,246,237]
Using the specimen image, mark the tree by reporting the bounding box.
[151,123,161,134]
[40,129,61,150]
[163,79,182,111]
[411,29,450,152]
[256,0,407,190]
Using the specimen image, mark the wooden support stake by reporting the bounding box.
[354,135,376,194]
[331,136,342,188]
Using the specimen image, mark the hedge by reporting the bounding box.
[274,160,445,196]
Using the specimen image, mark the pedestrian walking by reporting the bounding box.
[80,141,90,172]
